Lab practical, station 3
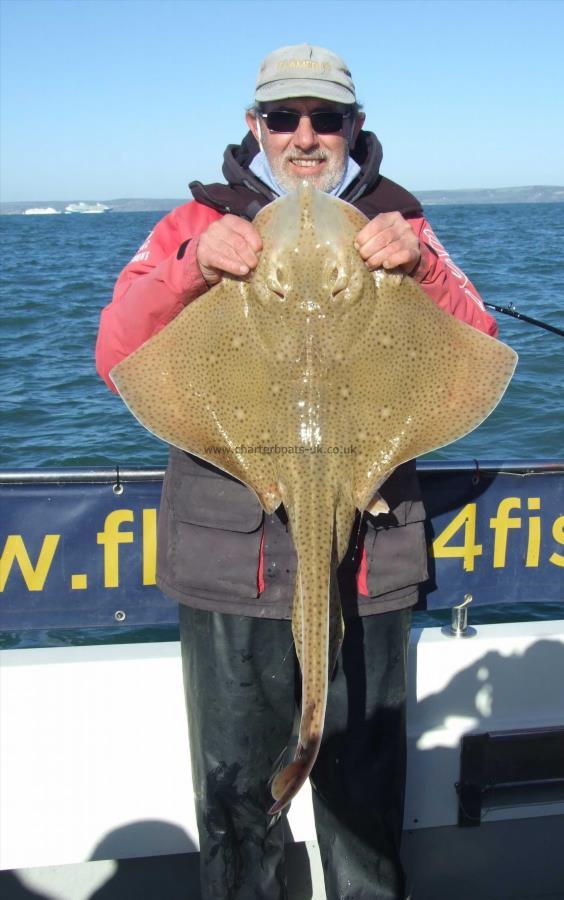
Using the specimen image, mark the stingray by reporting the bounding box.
[110,182,517,815]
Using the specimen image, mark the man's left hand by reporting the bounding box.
[355,212,421,275]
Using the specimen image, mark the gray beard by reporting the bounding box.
[269,148,348,194]
[258,122,349,194]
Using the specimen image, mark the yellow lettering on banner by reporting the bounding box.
[71,574,88,589]
[0,535,60,592]
[142,508,157,585]
[549,515,564,568]
[490,498,521,568]
[97,510,134,588]
[526,497,541,568]
[432,503,483,572]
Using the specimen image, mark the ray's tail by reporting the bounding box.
[268,699,323,815]
[268,485,354,816]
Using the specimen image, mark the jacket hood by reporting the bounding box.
[190,130,421,221]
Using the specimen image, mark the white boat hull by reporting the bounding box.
[2,620,564,896]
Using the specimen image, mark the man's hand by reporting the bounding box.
[197,215,263,287]
[355,212,421,275]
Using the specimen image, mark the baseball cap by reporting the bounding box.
[255,44,356,105]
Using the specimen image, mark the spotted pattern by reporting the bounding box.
[111,182,518,814]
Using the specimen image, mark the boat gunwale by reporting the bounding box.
[0,459,562,485]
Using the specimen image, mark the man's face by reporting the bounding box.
[246,97,365,194]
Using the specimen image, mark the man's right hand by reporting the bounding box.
[196,215,263,287]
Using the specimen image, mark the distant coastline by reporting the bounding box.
[1,185,563,215]
[416,185,564,206]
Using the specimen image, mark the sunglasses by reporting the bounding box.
[259,109,353,135]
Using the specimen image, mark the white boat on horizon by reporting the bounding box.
[22,207,61,215]
[64,201,111,214]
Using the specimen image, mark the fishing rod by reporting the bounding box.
[485,302,564,338]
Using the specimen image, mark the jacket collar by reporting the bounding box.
[189,130,421,220]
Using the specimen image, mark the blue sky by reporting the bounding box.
[1,0,563,200]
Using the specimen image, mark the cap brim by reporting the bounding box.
[255,78,355,105]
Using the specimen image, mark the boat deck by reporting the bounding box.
[4,817,564,899]
[2,620,564,898]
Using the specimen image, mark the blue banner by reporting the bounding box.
[419,466,563,607]
[0,465,562,631]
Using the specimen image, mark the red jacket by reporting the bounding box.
[95,199,498,598]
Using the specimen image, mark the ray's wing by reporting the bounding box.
[348,272,517,509]
[110,279,282,513]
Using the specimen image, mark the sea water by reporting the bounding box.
[1,202,563,644]
[1,202,563,467]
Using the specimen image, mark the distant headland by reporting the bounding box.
[1,185,563,215]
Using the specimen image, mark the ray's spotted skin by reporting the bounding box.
[111,182,517,814]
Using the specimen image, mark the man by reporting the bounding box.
[96,45,498,900]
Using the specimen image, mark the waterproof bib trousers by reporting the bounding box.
[179,605,410,900]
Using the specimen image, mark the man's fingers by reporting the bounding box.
[381,247,419,271]
[197,244,253,285]
[226,216,263,253]
[354,211,420,274]
[364,240,419,272]
[208,248,251,276]
[205,238,258,276]
[220,228,260,270]
[356,220,413,259]
[355,211,398,246]
[197,216,263,282]
[355,225,398,260]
